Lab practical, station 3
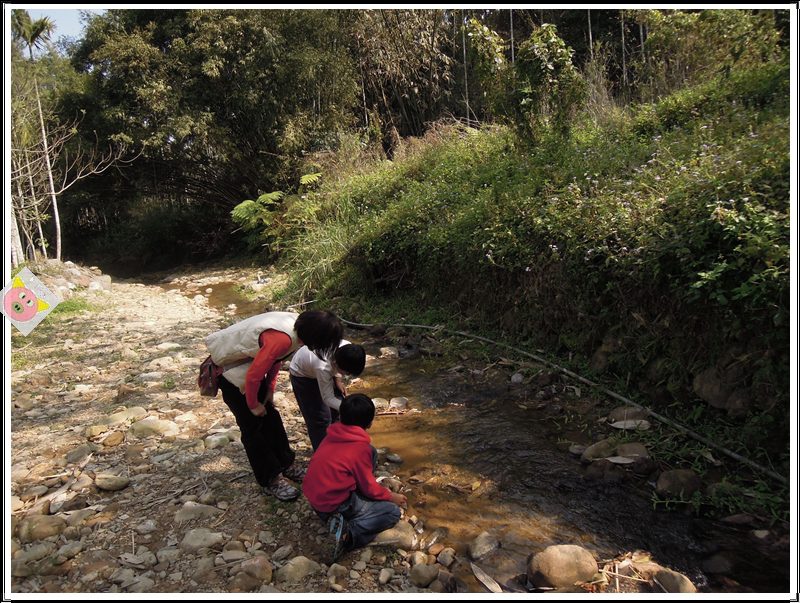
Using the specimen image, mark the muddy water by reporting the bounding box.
[362,354,704,592]
[183,280,788,593]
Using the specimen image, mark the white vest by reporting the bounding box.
[205,311,300,391]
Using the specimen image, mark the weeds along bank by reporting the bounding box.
[278,62,790,475]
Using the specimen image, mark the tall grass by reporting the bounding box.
[279,62,790,467]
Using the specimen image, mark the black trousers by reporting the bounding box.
[290,374,342,451]
[219,376,295,487]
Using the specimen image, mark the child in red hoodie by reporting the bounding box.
[303,393,406,557]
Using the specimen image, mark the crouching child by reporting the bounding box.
[302,393,407,560]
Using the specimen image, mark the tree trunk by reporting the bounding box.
[462,10,470,125]
[25,154,48,258]
[621,10,627,87]
[33,75,62,260]
[11,197,25,269]
[587,10,594,60]
[510,9,515,64]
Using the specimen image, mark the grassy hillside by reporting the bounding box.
[281,63,790,472]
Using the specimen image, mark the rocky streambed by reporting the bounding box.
[8,262,790,594]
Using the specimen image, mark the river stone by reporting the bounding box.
[139,372,165,382]
[527,544,598,588]
[18,515,67,543]
[275,556,321,583]
[437,548,456,567]
[95,473,130,491]
[389,397,408,410]
[222,549,250,563]
[702,553,734,574]
[379,567,394,585]
[241,556,273,582]
[692,367,732,410]
[328,563,348,580]
[610,419,651,431]
[175,501,222,523]
[386,453,403,464]
[15,542,57,564]
[136,519,158,535]
[409,551,427,566]
[70,474,94,492]
[616,442,649,459]
[180,528,225,553]
[103,431,125,447]
[204,434,230,449]
[654,568,696,593]
[20,485,49,502]
[608,406,649,422]
[468,531,499,560]
[104,407,148,425]
[231,570,262,592]
[372,521,417,550]
[66,444,94,464]
[126,576,155,593]
[85,425,108,438]
[64,508,96,527]
[655,469,702,499]
[156,547,182,565]
[581,438,616,463]
[55,541,83,562]
[379,347,399,359]
[271,544,294,562]
[410,563,439,587]
[510,372,525,384]
[11,496,24,512]
[131,417,180,438]
[157,342,183,351]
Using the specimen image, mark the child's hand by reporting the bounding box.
[250,403,267,417]
[335,376,348,397]
[390,492,407,508]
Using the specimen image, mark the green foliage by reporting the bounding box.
[513,24,586,139]
[50,297,97,316]
[634,9,783,98]
[283,59,789,465]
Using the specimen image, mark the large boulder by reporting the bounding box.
[527,544,598,588]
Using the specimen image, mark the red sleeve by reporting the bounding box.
[353,446,393,502]
[244,330,292,409]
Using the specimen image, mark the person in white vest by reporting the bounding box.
[205,310,343,501]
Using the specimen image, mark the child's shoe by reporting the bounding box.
[329,513,352,563]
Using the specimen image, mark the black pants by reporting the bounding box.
[290,374,343,451]
[219,376,295,487]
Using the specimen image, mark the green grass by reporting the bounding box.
[266,61,790,523]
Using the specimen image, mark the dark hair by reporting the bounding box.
[294,310,342,360]
[340,393,375,429]
[334,344,366,377]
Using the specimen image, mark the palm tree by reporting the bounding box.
[11,9,64,260]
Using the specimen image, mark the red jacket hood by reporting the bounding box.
[324,422,371,445]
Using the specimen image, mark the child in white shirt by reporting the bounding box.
[289,340,366,450]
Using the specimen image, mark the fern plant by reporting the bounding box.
[231,174,323,253]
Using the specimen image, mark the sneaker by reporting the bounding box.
[263,476,300,502]
[329,513,352,563]
[282,462,307,483]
